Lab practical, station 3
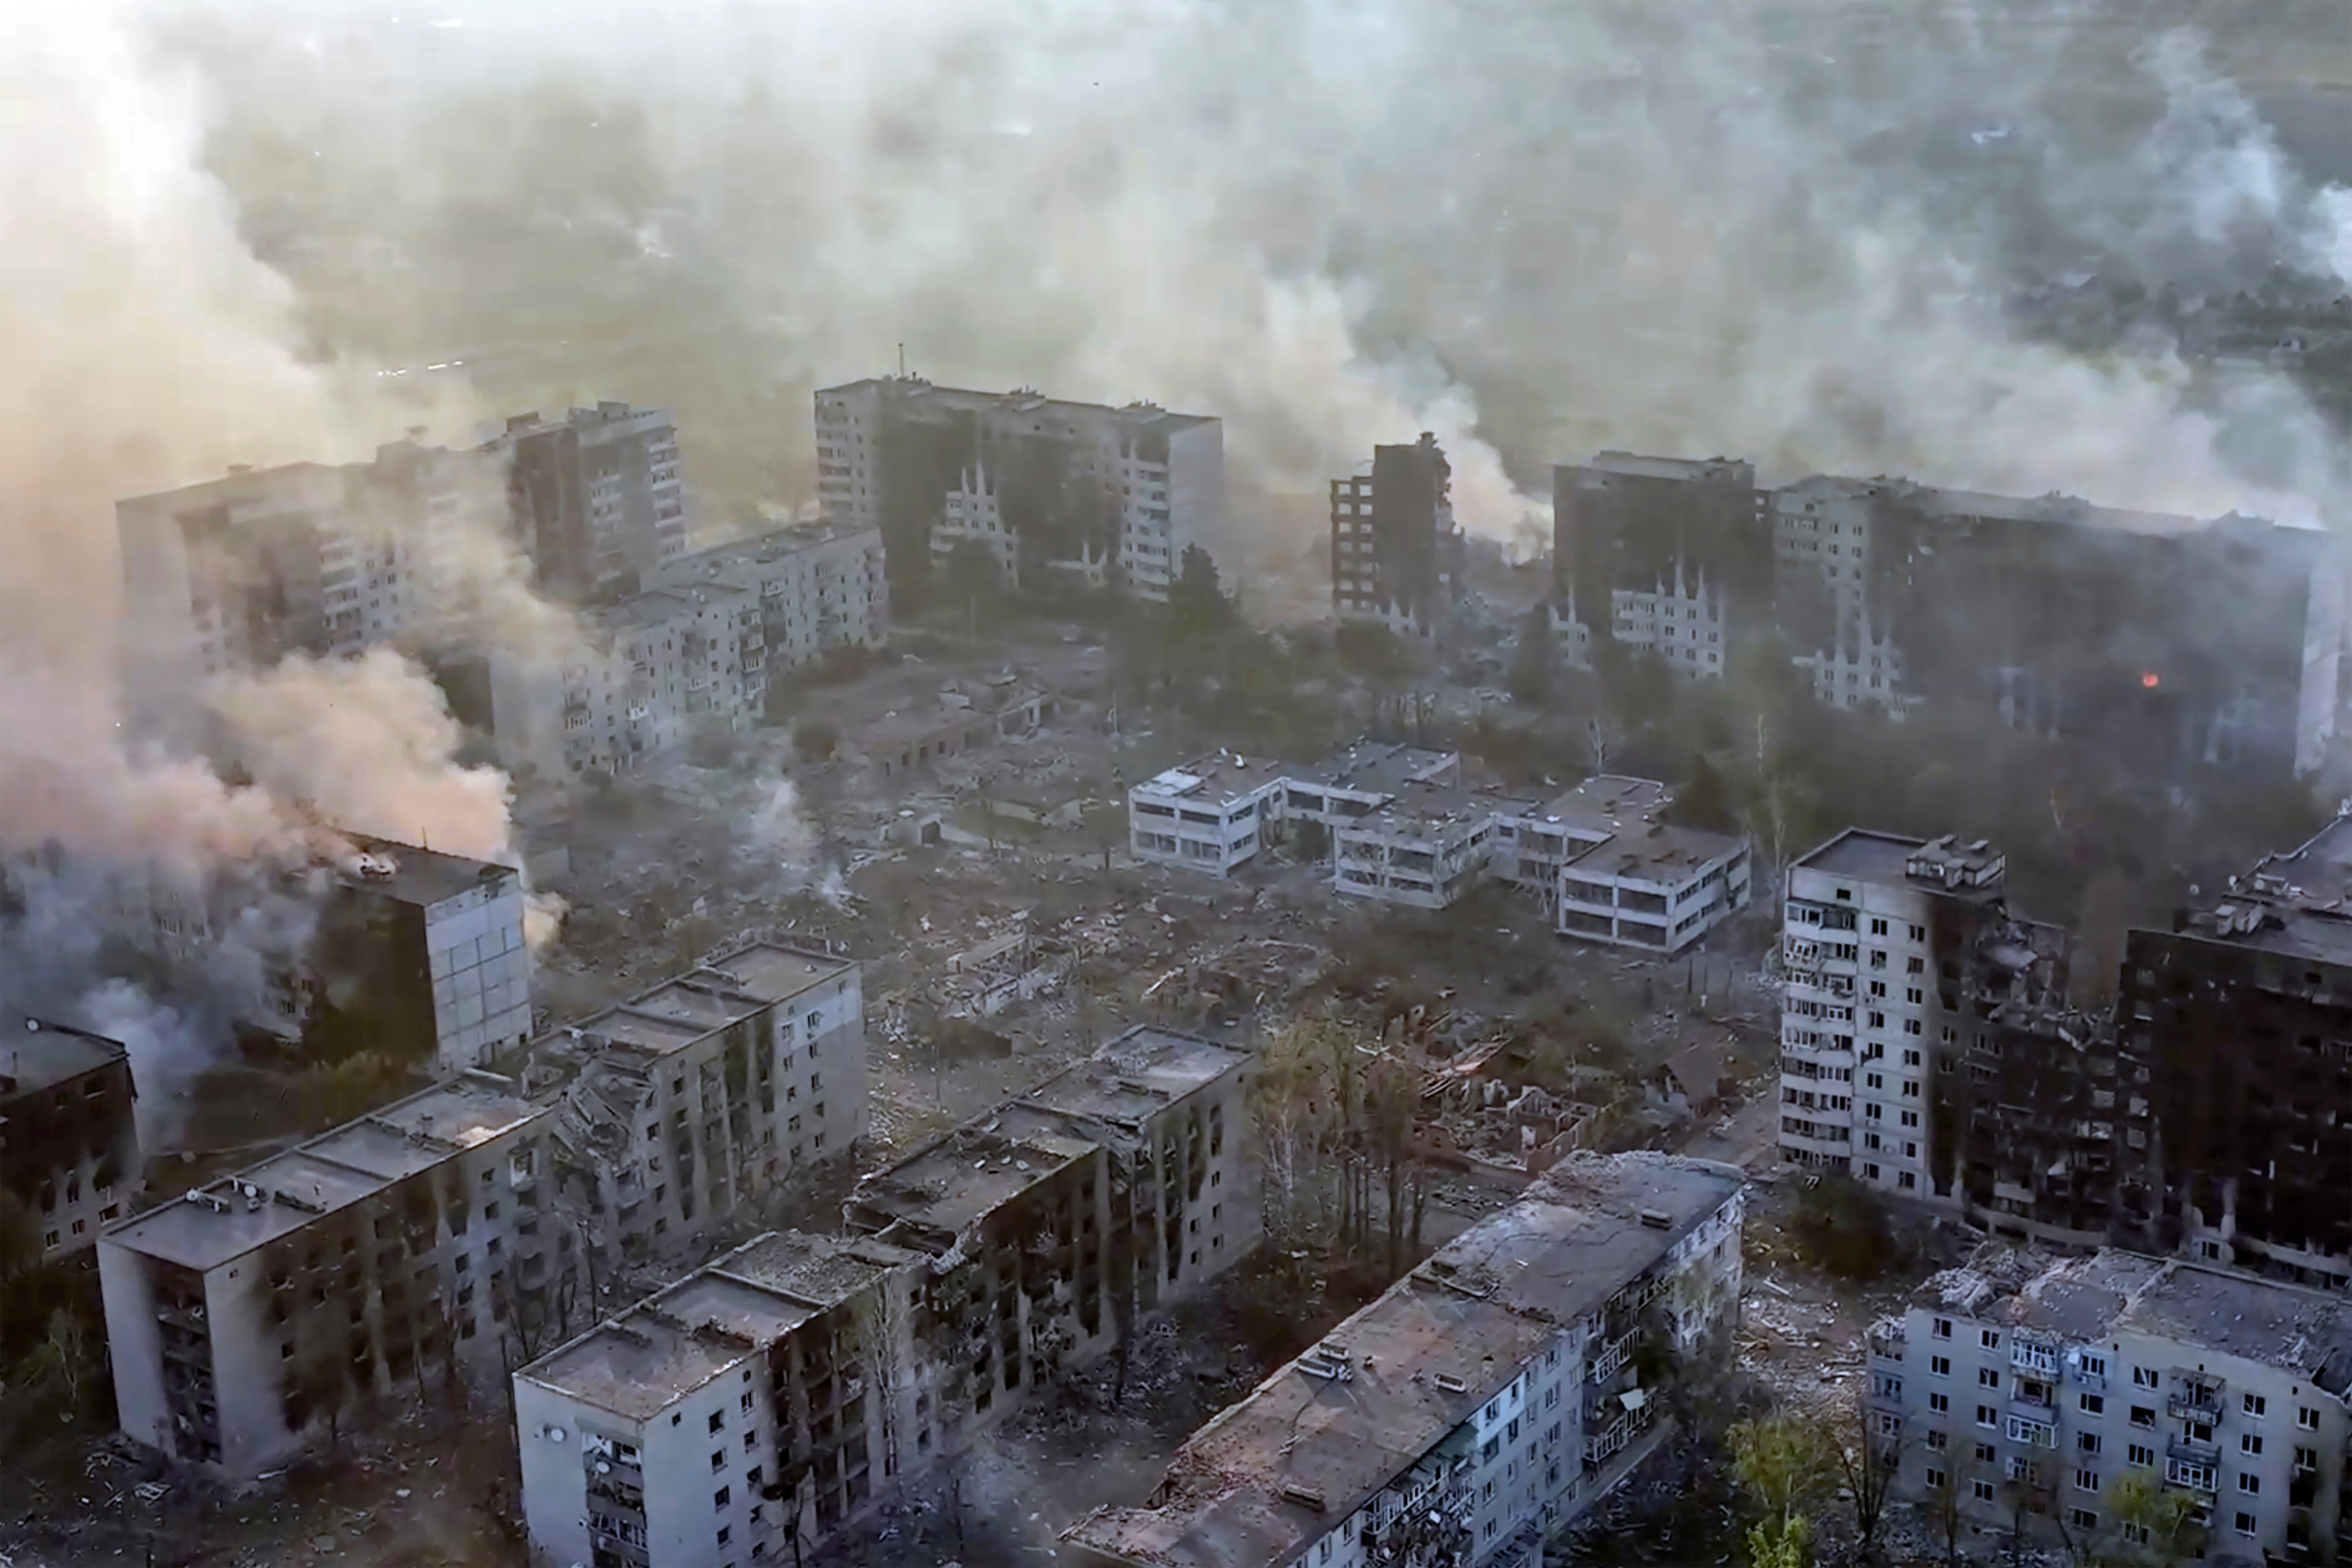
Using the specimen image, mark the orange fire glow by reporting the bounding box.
[2141,672,2161,689]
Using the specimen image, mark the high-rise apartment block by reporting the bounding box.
[98,940,865,1479]
[1064,1152,1746,1568]
[1870,1249,2352,1564]
[813,377,1226,604]
[658,521,889,679]
[1776,830,2012,1191]
[1332,434,1465,639]
[1557,454,2347,780]
[0,1016,142,1259]
[1553,454,1766,681]
[486,403,692,604]
[511,1025,1258,1568]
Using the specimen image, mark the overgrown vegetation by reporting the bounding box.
[1788,1173,1903,1281]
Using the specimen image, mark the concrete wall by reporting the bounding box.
[426,879,534,1072]
[97,1241,169,1455]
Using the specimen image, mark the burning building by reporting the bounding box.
[1332,434,1465,640]
[0,1015,141,1258]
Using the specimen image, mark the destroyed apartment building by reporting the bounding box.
[1131,749,1748,951]
[0,1015,142,1259]
[119,833,535,1074]
[1062,1151,1746,1568]
[510,1025,1258,1568]
[941,923,1073,1019]
[97,939,865,1478]
[1870,1247,2352,1564]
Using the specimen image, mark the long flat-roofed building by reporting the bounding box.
[0,1015,142,1258]
[1127,754,1293,875]
[1063,1152,1745,1568]
[1871,1248,2352,1563]
[512,1025,1258,1568]
[100,939,866,1479]
[515,1229,926,1568]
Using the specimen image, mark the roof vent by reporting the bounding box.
[1434,1372,1469,1394]
[1638,1207,1674,1229]
[1279,1485,1327,1513]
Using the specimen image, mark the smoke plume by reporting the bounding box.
[146,0,2352,537]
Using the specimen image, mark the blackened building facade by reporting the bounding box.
[1332,433,1464,639]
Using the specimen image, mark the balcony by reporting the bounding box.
[1589,1333,1637,1384]
[1868,1319,1906,1360]
[2169,1390,2224,1421]
[2165,1458,2218,1493]
[2169,1434,2220,1466]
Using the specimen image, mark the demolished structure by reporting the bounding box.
[0,1015,141,1258]
[512,1024,1258,1568]
[1331,434,1465,640]
[1870,1247,2352,1563]
[98,939,864,1478]
[1062,1151,1746,1568]
[1131,750,1749,952]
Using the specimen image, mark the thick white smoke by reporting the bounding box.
[148,0,2352,536]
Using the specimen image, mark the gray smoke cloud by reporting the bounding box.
[142,0,2352,540]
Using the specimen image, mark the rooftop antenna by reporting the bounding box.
[898,342,907,377]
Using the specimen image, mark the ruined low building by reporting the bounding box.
[1062,1152,1746,1568]
[0,1015,141,1258]
[1870,1248,2352,1565]
[515,1230,927,1568]
[98,938,867,1479]
[941,926,1071,1018]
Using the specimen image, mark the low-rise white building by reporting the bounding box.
[1127,754,1291,874]
[1334,785,1521,909]
[1065,1152,1746,1568]
[1558,822,1751,955]
[1872,1249,2352,1566]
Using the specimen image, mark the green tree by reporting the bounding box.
[2090,1468,2200,1567]
[1169,544,1234,640]
[1746,1514,1813,1568]
[1730,1412,1841,1531]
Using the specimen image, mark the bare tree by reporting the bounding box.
[1833,1383,1902,1559]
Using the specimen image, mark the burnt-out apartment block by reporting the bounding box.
[1552,453,1768,678]
[485,402,691,604]
[532,942,867,1273]
[1064,1152,1745,1568]
[1769,477,2344,779]
[2118,815,2352,1285]
[0,1016,141,1259]
[813,376,1226,605]
[843,1026,1257,1441]
[100,1074,564,1476]
[515,1229,928,1568]
[1332,434,1465,639]
[510,1026,1258,1568]
[98,939,865,1478]
[1776,830,2013,1197]
[1955,923,2145,1248]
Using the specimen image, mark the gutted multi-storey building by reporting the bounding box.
[100,1073,562,1475]
[557,584,766,775]
[0,1015,141,1258]
[656,521,889,685]
[1063,1152,1746,1568]
[1871,1248,2352,1566]
[486,402,691,604]
[1333,785,1521,909]
[814,377,1226,605]
[512,1025,1258,1568]
[99,940,866,1478]
[533,942,867,1273]
[2118,814,2352,1285]
[515,1229,928,1568]
[1776,830,2011,1191]
[1551,454,1768,678]
[1331,434,1465,639]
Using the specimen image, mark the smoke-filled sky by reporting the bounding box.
[110,0,2352,545]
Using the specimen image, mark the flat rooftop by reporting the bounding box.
[341,833,517,907]
[1535,775,1671,835]
[1568,452,1753,485]
[0,1016,128,1094]
[1286,740,1459,797]
[1135,753,1290,809]
[663,521,880,579]
[716,1230,918,1310]
[849,1104,1100,1241]
[1348,782,1536,837]
[102,1075,545,1273]
[1566,820,1746,884]
[1023,1027,1250,1128]
[1916,1249,2352,1397]
[556,941,854,1057]
[522,1272,809,1422]
[1795,829,2007,900]
[1065,1153,1743,1568]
